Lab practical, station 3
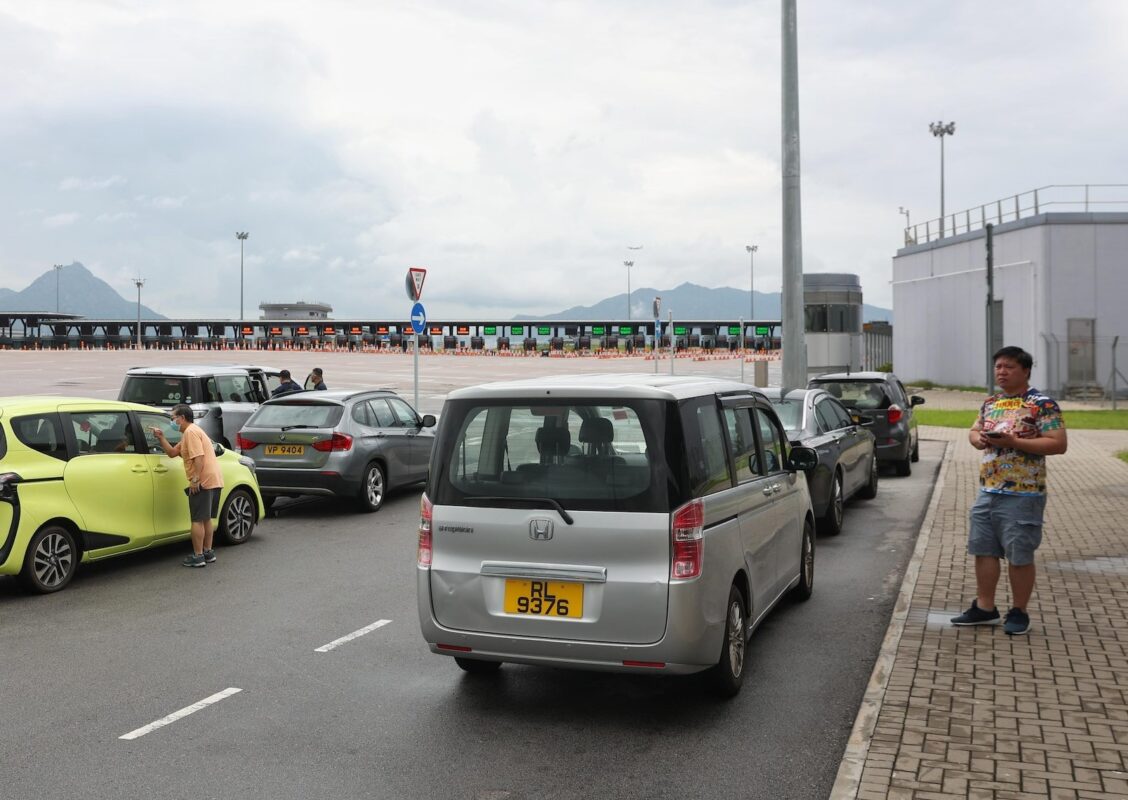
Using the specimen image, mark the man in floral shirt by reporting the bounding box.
[951,346,1068,635]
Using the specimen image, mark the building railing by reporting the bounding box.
[904,184,1128,246]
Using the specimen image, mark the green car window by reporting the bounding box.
[12,413,67,461]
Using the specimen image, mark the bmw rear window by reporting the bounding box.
[430,398,668,512]
[809,380,891,410]
[250,402,343,428]
[768,398,804,430]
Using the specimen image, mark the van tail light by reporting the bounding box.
[886,405,904,425]
[671,498,704,580]
[312,433,353,452]
[235,433,258,450]
[417,493,433,567]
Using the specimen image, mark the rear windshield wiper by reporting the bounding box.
[461,496,574,525]
[280,424,320,431]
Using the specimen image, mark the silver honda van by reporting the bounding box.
[416,374,818,696]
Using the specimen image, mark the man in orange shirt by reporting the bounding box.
[150,404,225,568]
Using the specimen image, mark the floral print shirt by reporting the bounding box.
[976,387,1064,496]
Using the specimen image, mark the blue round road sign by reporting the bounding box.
[410,302,426,335]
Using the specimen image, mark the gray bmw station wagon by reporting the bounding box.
[417,374,818,696]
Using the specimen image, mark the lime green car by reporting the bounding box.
[0,397,265,593]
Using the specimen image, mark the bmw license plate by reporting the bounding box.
[264,444,305,456]
[503,579,583,617]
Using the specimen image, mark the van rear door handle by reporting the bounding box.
[131,465,148,474]
[762,486,775,496]
[152,466,169,474]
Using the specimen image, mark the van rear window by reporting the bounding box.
[430,399,668,513]
[121,377,192,406]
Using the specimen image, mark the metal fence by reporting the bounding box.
[1040,334,1127,406]
[863,323,893,371]
[904,184,1128,246]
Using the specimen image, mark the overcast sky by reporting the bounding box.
[1,0,1124,319]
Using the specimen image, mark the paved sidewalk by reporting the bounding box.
[833,426,1128,800]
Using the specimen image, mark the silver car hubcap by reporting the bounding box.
[367,468,384,507]
[727,601,745,677]
[803,530,814,584]
[225,493,255,541]
[34,532,73,588]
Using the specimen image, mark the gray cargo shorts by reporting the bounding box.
[188,487,221,522]
[968,490,1046,566]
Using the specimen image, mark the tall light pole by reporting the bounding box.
[625,245,643,321]
[133,278,145,350]
[624,261,634,320]
[53,264,64,312]
[781,0,808,389]
[236,232,249,324]
[745,244,757,319]
[929,121,956,238]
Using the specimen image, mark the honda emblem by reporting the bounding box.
[529,519,554,541]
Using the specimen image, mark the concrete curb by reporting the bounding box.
[829,439,952,800]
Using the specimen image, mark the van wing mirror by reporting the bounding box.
[420,414,437,428]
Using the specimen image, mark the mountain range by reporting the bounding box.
[0,262,165,319]
[1,265,892,324]
[518,282,893,324]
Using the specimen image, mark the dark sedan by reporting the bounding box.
[807,371,924,476]
[760,387,878,536]
[236,389,436,512]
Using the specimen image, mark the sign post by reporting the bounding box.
[406,268,427,411]
[652,297,661,373]
[668,310,675,375]
[739,317,745,383]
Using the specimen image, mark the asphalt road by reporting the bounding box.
[0,352,941,799]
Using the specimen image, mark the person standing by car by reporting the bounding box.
[951,346,1068,635]
[150,405,225,568]
[308,367,327,390]
[271,369,302,397]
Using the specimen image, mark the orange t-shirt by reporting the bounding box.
[180,423,225,489]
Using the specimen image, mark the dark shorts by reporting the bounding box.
[968,490,1046,566]
[188,487,221,522]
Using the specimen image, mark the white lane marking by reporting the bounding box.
[314,619,392,653]
[119,687,242,740]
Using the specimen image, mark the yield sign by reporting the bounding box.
[406,267,427,302]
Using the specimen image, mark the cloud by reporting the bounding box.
[42,212,80,228]
[59,175,126,191]
[1,0,1126,319]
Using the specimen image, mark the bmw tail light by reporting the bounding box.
[887,405,904,424]
[235,433,258,450]
[417,493,433,567]
[671,498,704,580]
[312,433,353,452]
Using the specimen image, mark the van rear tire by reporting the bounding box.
[707,585,746,697]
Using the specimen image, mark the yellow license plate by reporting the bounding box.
[503,579,583,618]
[265,444,305,456]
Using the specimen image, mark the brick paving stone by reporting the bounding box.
[832,427,1128,800]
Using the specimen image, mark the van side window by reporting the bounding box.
[69,411,136,455]
[722,407,757,484]
[753,408,786,474]
[680,397,732,496]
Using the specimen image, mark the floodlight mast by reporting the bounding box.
[929,121,956,238]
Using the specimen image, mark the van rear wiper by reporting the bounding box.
[462,496,574,525]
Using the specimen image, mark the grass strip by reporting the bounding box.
[916,408,1128,430]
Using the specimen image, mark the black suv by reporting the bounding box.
[807,371,924,476]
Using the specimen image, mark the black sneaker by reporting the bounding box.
[950,599,1000,626]
[1004,607,1031,636]
[181,553,206,568]
[203,549,216,564]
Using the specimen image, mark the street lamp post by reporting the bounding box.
[745,244,757,319]
[133,278,145,350]
[236,232,249,328]
[929,121,956,238]
[53,264,64,312]
[624,261,634,320]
